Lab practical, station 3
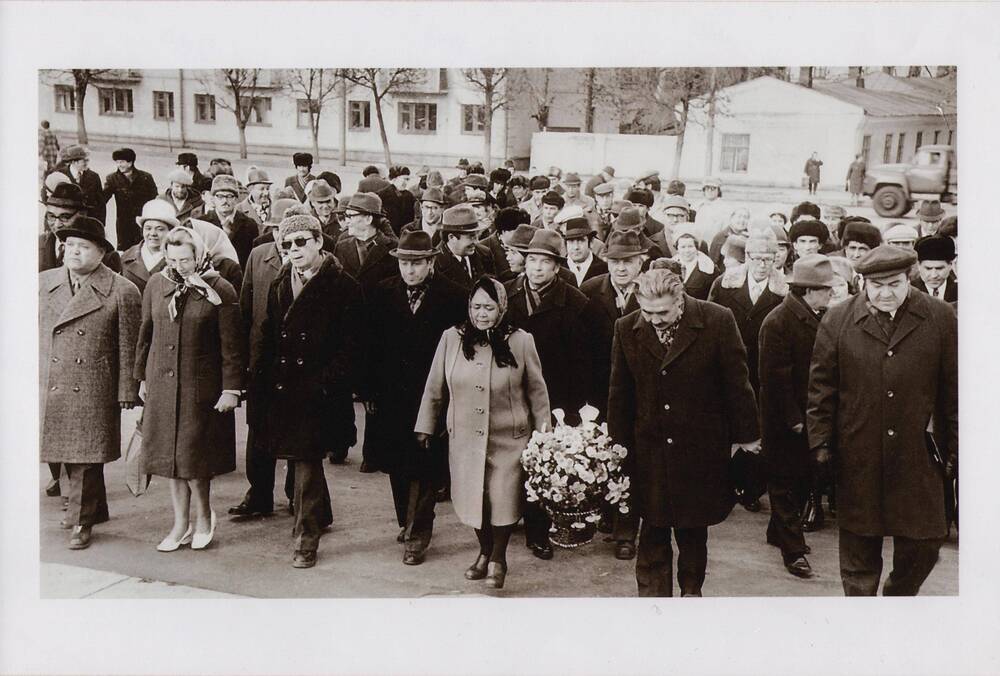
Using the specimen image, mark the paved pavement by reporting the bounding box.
[40,405,959,599]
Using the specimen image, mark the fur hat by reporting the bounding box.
[541,191,565,209]
[176,152,198,167]
[841,221,882,250]
[112,147,136,163]
[317,171,342,194]
[722,235,747,263]
[529,175,551,191]
[61,145,88,162]
[788,219,829,244]
[790,201,821,223]
[495,207,531,233]
[624,188,654,208]
[914,235,956,262]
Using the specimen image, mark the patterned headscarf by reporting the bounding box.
[188,218,240,265]
[161,226,222,321]
[467,276,508,330]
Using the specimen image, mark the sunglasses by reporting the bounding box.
[280,235,315,251]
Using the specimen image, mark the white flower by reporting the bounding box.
[585,513,602,523]
[552,409,566,427]
[571,521,586,529]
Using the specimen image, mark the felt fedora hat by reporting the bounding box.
[56,216,113,252]
[613,206,644,231]
[440,204,487,233]
[246,167,272,187]
[43,182,86,209]
[788,254,836,288]
[344,192,383,216]
[420,187,446,205]
[390,230,438,260]
[507,224,540,251]
[603,230,649,260]
[520,229,567,261]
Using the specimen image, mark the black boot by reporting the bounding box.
[801,491,825,532]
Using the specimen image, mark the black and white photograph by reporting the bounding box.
[3,3,999,675]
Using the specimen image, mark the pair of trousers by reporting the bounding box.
[291,459,332,552]
[808,179,819,193]
[65,463,109,527]
[243,428,293,511]
[838,528,944,596]
[523,499,552,547]
[389,473,441,555]
[766,476,811,563]
[636,523,709,597]
[612,508,640,544]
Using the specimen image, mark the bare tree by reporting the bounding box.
[197,69,265,159]
[44,69,113,144]
[583,68,597,132]
[508,68,556,131]
[461,68,508,171]
[281,68,344,162]
[341,68,425,166]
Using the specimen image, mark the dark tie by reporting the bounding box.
[359,239,374,266]
[71,280,81,295]
[464,256,473,280]
[932,287,941,298]
[875,310,895,339]
[56,241,65,262]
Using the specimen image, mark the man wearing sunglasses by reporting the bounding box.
[255,214,364,569]
[40,182,122,275]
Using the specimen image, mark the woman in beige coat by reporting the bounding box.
[415,276,550,589]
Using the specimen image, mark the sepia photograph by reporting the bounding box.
[3,2,999,675]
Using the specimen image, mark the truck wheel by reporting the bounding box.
[872,186,909,218]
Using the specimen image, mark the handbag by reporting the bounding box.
[124,412,152,497]
[728,447,766,506]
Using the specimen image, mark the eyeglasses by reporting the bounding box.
[280,235,315,251]
[748,256,776,264]
[214,193,237,202]
[46,211,78,224]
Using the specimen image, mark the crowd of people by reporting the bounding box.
[38,140,958,596]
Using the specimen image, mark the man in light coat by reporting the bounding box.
[808,245,958,595]
[39,216,141,549]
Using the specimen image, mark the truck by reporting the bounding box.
[862,144,958,218]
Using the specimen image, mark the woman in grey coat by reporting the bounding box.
[135,227,244,552]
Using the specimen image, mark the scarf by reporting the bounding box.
[188,218,240,265]
[161,226,223,321]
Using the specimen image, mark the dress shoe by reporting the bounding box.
[742,497,762,512]
[228,501,273,518]
[61,496,69,511]
[156,525,194,552]
[396,527,406,543]
[464,554,489,580]
[45,479,61,497]
[681,591,703,597]
[527,541,553,560]
[403,551,425,566]
[614,542,636,560]
[292,549,317,569]
[484,561,507,589]
[68,525,92,550]
[785,556,814,579]
[359,461,376,474]
[288,501,295,515]
[191,510,217,550]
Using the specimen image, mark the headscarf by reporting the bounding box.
[461,276,517,368]
[187,218,240,266]
[160,226,222,321]
[467,276,508,329]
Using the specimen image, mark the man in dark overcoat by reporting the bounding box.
[176,152,213,195]
[505,228,593,561]
[284,152,316,202]
[580,230,647,560]
[808,245,958,596]
[51,145,106,225]
[102,147,158,251]
[365,231,467,564]
[608,267,760,597]
[255,214,364,568]
[39,217,141,549]
[758,254,837,579]
[434,205,494,292]
[40,183,122,275]
[913,235,958,302]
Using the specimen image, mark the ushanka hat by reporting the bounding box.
[914,235,956,262]
[788,219,830,244]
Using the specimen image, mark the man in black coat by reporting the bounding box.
[758,254,838,579]
[284,152,316,202]
[434,205,494,292]
[580,231,647,559]
[562,217,608,286]
[52,145,106,226]
[255,214,364,569]
[102,147,158,251]
[201,174,260,271]
[505,228,593,560]
[39,183,122,275]
[913,235,958,302]
[177,152,213,195]
[608,267,761,597]
[365,231,467,564]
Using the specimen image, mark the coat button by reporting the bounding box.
[887,350,894,357]
[51,357,59,363]
[167,370,174,377]
[280,357,287,364]
[667,438,673,444]
[476,430,484,436]
[661,370,667,376]
[475,407,484,414]
[475,385,484,391]
[55,329,62,335]
[300,333,307,340]
[77,329,85,336]
[168,345,175,351]
[50,385,58,391]
[887,429,895,437]
[72,386,80,393]
[276,383,284,390]
[663,404,670,411]
[296,358,304,366]
[281,331,288,339]
[887,390,894,398]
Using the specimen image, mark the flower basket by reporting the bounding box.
[521,405,631,549]
[545,505,602,548]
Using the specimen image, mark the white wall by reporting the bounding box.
[529,131,678,178]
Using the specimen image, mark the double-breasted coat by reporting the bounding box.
[39,264,141,464]
[505,275,593,422]
[334,232,400,296]
[758,293,822,480]
[415,327,550,528]
[807,290,958,539]
[580,273,640,416]
[366,274,467,477]
[254,254,364,461]
[134,272,244,479]
[607,297,760,528]
[103,168,158,250]
[708,268,785,393]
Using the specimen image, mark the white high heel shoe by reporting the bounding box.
[191,510,217,550]
[156,524,194,552]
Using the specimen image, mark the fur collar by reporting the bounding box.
[719,264,788,296]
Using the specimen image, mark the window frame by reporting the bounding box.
[896,132,906,163]
[296,99,319,129]
[194,93,216,124]
[54,84,76,113]
[240,95,272,127]
[98,86,134,117]
[915,131,923,152]
[719,133,750,174]
[461,104,486,135]
[349,100,371,130]
[398,101,438,135]
[883,133,894,164]
[152,90,175,121]
[861,135,872,163]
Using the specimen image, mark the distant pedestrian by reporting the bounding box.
[102,147,158,251]
[846,154,866,207]
[53,145,106,226]
[38,120,60,173]
[804,152,823,194]
[176,153,213,195]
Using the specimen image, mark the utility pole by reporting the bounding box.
[177,68,187,147]
[584,68,596,132]
[704,68,717,176]
[339,71,348,166]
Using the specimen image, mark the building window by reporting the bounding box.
[462,104,485,134]
[896,133,906,163]
[933,130,941,144]
[98,87,133,116]
[54,85,75,113]
[240,96,271,126]
[398,102,437,134]
[349,100,371,130]
[861,135,871,163]
[915,131,923,151]
[195,94,216,123]
[153,91,175,121]
[947,129,954,145]
[883,134,894,163]
[297,99,319,129]
[720,134,750,173]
